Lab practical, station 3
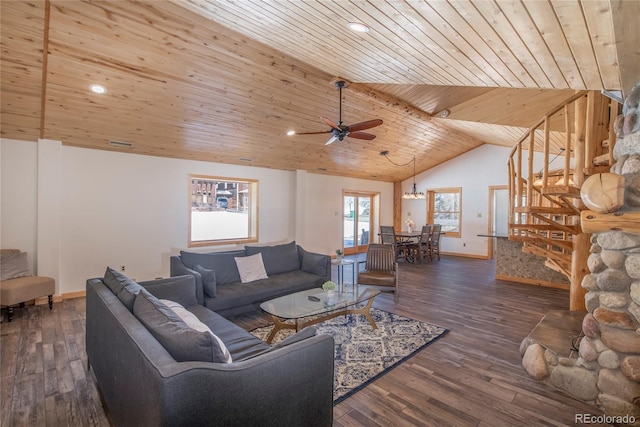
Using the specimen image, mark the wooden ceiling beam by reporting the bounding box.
[331,78,432,124]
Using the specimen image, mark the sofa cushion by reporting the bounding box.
[301,251,328,277]
[180,250,244,285]
[204,270,324,314]
[133,290,230,363]
[245,241,300,275]
[103,267,143,312]
[188,305,271,361]
[160,299,232,363]
[0,251,30,281]
[235,253,268,283]
[193,264,216,297]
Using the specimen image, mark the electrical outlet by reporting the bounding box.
[120,265,126,272]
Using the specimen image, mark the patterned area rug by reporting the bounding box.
[250,308,448,404]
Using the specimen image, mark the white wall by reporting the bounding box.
[400,144,513,257]
[302,172,394,255]
[1,140,38,273]
[1,138,394,295]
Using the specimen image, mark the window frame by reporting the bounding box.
[427,187,462,238]
[188,174,258,247]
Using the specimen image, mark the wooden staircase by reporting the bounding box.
[507,91,620,310]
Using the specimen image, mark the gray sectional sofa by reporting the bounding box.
[170,241,331,317]
[86,267,334,426]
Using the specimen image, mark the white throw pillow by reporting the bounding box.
[234,253,268,283]
[159,299,232,363]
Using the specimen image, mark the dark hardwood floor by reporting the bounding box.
[0,256,611,426]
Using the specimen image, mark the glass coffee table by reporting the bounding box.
[259,287,380,343]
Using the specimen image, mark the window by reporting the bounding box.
[427,188,461,238]
[188,174,258,247]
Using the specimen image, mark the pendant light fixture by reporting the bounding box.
[380,152,426,200]
[402,156,425,199]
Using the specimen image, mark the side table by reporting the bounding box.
[331,259,356,293]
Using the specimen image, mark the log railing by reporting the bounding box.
[507,91,619,294]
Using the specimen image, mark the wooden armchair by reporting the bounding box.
[356,244,398,303]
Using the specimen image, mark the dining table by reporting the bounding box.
[389,230,422,263]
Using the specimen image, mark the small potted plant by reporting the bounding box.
[322,280,337,292]
[322,281,337,305]
[335,249,344,262]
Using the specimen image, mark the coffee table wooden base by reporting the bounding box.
[265,295,378,344]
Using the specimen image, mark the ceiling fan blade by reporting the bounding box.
[348,119,383,132]
[325,135,338,145]
[348,131,376,141]
[321,116,341,131]
[294,130,332,135]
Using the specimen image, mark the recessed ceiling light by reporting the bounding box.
[90,84,107,94]
[286,130,296,136]
[347,22,370,33]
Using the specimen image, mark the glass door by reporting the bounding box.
[343,193,372,255]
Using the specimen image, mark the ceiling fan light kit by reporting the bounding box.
[292,80,383,145]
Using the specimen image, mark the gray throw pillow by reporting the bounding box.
[140,276,198,308]
[133,290,230,363]
[245,241,300,275]
[0,252,30,281]
[301,251,327,277]
[103,267,143,312]
[180,250,244,285]
[193,264,216,297]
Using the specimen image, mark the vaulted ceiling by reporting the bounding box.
[1,1,637,182]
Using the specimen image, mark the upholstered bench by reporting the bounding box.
[0,249,55,322]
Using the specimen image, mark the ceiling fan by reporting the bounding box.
[294,80,383,145]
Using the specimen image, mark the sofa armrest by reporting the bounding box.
[138,275,199,308]
[169,256,204,305]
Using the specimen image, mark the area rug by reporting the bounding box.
[250,308,449,404]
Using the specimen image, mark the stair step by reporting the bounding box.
[514,206,578,214]
[522,244,572,263]
[510,223,580,233]
[541,185,581,198]
[592,153,610,166]
[510,234,573,250]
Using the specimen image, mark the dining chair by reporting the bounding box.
[356,244,398,303]
[430,224,442,261]
[379,226,404,261]
[406,225,432,264]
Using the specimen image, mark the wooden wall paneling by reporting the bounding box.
[426,0,519,87]
[525,1,586,89]
[0,1,47,140]
[496,1,568,89]
[471,0,553,88]
[550,1,604,89]
[581,0,620,91]
[610,0,640,96]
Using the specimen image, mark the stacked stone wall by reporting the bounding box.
[520,83,640,425]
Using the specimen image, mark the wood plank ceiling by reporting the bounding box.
[1,0,637,182]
